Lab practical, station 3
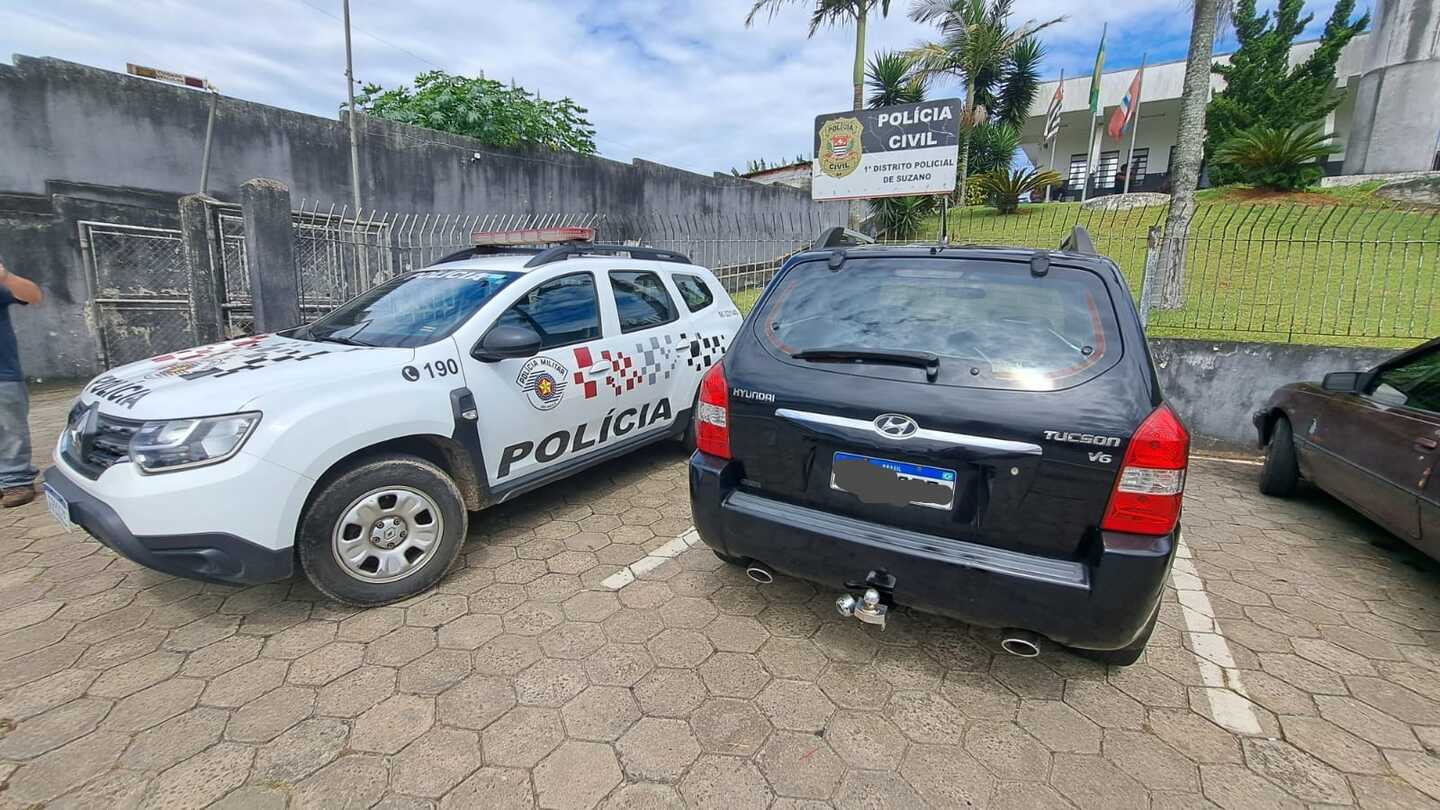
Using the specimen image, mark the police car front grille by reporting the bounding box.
[88,416,140,469]
[63,411,143,478]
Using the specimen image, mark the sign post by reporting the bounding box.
[812,99,962,203]
[127,64,217,195]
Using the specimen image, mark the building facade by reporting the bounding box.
[1022,0,1440,198]
[739,160,812,191]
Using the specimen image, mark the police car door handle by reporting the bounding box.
[586,363,611,377]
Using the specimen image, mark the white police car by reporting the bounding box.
[44,228,741,605]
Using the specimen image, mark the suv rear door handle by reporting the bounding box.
[1415,436,1438,451]
[586,363,612,377]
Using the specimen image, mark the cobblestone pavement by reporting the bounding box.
[3,383,1439,808]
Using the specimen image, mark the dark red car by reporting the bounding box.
[1254,337,1440,559]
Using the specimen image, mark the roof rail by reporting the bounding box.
[523,243,692,269]
[1059,226,1097,255]
[813,226,875,250]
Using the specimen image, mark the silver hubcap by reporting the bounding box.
[332,486,443,583]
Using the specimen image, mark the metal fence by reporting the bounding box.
[938,201,1440,347]
[221,198,1434,349]
[240,206,840,324]
[78,221,197,366]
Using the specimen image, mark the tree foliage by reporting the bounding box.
[352,71,597,155]
[977,167,1063,213]
[1204,0,1368,184]
[866,51,928,107]
[1213,123,1340,189]
[731,156,810,175]
[967,121,1021,177]
[906,0,1062,204]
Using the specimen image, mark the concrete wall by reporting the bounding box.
[0,55,844,380]
[1150,338,1401,451]
[0,55,840,221]
[1343,0,1440,173]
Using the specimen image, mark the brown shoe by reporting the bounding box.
[2,486,36,508]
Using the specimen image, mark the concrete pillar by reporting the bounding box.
[1342,0,1440,174]
[239,178,300,332]
[178,194,224,345]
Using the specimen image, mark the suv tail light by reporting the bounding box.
[696,363,730,459]
[1101,404,1189,536]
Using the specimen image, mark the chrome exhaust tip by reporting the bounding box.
[1000,629,1041,658]
[745,563,774,584]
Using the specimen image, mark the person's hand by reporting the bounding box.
[0,261,8,283]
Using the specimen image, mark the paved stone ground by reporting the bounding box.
[2,382,1439,808]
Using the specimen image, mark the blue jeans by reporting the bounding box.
[0,381,37,489]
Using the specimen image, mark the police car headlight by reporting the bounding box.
[129,413,261,474]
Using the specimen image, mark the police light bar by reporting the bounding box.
[471,227,594,246]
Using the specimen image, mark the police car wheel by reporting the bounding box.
[298,453,468,606]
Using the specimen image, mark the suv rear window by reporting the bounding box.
[759,256,1122,391]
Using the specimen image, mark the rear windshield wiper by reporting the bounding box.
[792,346,940,382]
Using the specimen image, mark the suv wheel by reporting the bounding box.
[298,453,467,606]
[1259,416,1300,497]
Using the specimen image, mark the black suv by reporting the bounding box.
[688,228,1188,665]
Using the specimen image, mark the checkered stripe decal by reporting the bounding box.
[571,330,728,400]
[680,332,726,372]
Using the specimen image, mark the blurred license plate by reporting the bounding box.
[830,452,956,511]
[43,484,74,532]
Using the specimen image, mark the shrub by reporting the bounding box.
[1212,123,1340,191]
[870,195,937,240]
[976,167,1064,214]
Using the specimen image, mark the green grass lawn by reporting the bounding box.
[731,287,763,314]
[904,184,1440,349]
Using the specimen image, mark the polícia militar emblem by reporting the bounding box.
[818,117,863,179]
[516,356,569,411]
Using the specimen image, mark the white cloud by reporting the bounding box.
[1,0,1304,175]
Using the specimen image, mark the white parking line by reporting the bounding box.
[1170,535,1264,735]
[601,527,704,590]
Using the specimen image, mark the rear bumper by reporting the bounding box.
[43,467,293,585]
[689,451,1174,651]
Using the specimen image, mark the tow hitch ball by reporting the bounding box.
[836,588,888,629]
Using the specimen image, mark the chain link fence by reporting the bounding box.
[78,221,197,366]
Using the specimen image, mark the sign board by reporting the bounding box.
[127,63,209,90]
[812,98,961,201]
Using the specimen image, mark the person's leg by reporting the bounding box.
[0,381,37,506]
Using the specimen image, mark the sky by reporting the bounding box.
[1,0,1345,175]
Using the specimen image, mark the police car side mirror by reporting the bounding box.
[474,325,543,362]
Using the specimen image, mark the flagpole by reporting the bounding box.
[1081,23,1106,203]
[1123,54,1146,195]
[1081,116,1098,202]
[1046,69,1062,203]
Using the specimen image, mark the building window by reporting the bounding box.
[1067,154,1087,190]
[1095,151,1119,189]
[1130,148,1149,182]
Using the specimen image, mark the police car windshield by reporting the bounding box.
[301,269,519,348]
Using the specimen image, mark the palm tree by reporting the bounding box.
[1158,0,1223,308]
[866,51,927,108]
[746,0,894,227]
[907,0,1063,209]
